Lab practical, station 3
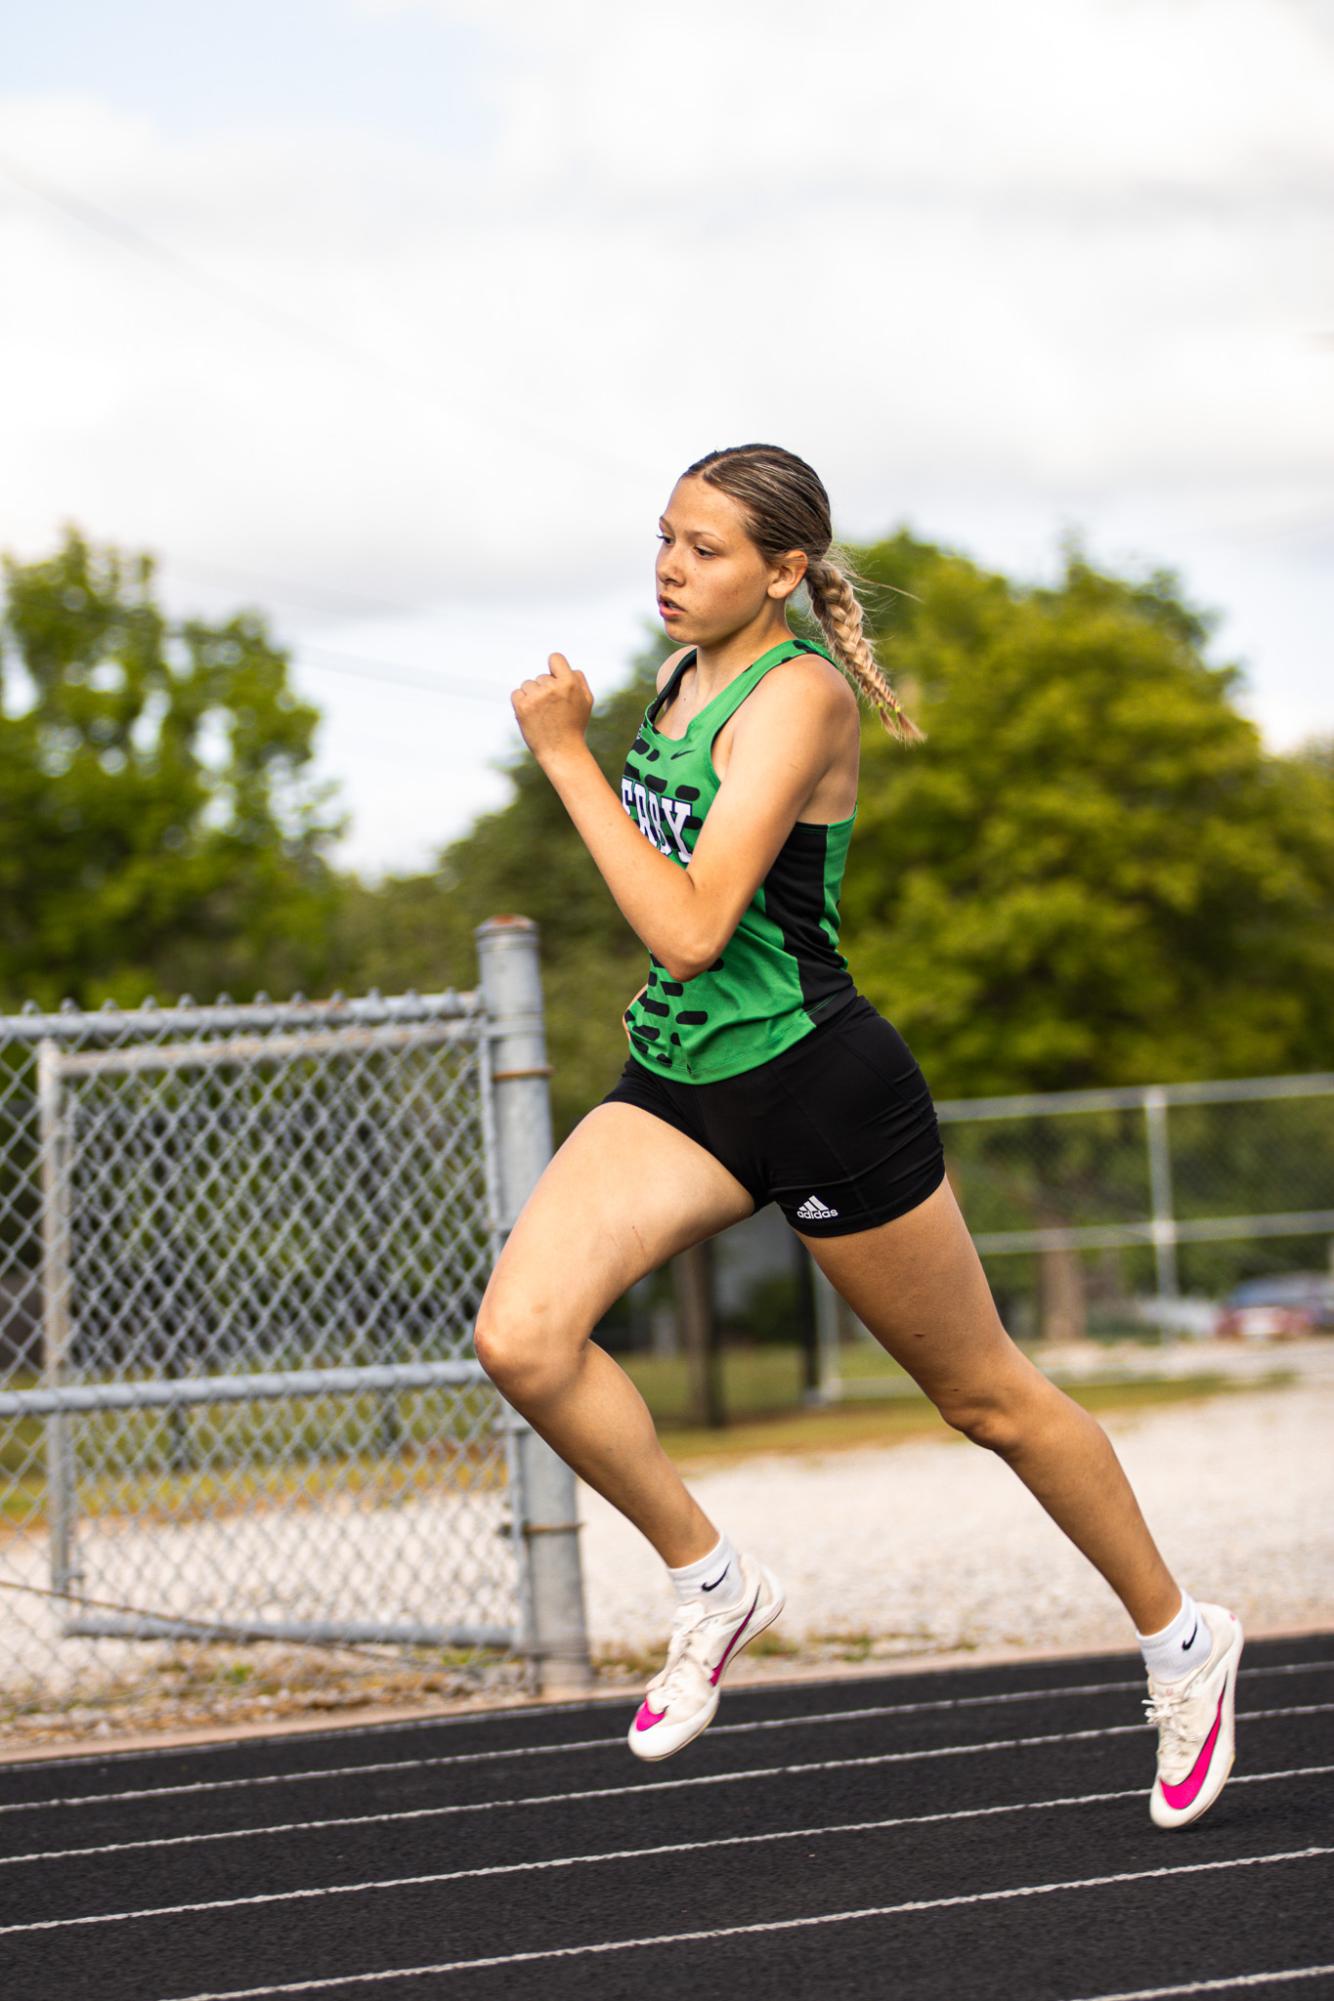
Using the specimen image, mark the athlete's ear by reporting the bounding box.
[768,547,809,602]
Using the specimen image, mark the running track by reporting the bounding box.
[0,1632,1331,2000]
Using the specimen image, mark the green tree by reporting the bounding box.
[845,533,1334,1093]
[324,870,474,1004]
[844,533,1334,1334]
[0,530,344,1008]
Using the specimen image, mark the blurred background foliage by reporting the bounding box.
[4,524,1332,1141]
[0,531,343,1011]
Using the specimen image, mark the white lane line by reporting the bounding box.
[0,1680,1142,1817]
[2,1658,1327,1819]
[157,1847,1334,1997]
[0,1785,1144,1935]
[1066,1970,1334,2000]
[0,1695,599,1773]
[2,1708,1327,1873]
[7,1652,1330,1783]
[5,1763,1331,1940]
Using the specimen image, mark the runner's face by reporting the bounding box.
[655,477,780,646]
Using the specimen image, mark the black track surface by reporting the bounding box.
[1,1632,1331,2000]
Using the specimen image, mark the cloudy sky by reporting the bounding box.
[2,0,1330,877]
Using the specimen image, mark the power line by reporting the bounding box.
[0,150,653,485]
[294,642,501,703]
[1,580,511,708]
[153,557,646,704]
[160,552,431,623]
[155,561,529,704]
[4,540,622,709]
[0,149,382,380]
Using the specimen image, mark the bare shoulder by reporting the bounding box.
[655,646,693,692]
[714,649,860,814]
[745,649,858,729]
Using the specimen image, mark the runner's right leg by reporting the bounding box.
[473,1101,755,1568]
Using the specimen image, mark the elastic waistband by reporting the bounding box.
[739,987,866,1081]
[802,986,867,1041]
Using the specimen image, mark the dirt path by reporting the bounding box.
[578,1371,1334,1670]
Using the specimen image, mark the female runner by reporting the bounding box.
[476,443,1240,1829]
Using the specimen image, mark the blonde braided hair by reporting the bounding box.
[805,551,925,746]
[684,443,924,746]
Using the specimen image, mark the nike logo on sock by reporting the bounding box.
[701,1564,731,1592]
[1182,1620,1199,1651]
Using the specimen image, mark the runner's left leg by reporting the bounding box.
[801,1173,1181,1635]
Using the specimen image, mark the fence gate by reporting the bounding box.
[0,918,589,1725]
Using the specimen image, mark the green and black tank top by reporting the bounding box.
[620,635,857,1083]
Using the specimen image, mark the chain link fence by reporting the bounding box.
[6,911,1329,1731]
[0,920,590,1738]
[817,1070,1334,1393]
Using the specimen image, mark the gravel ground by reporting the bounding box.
[578,1362,1334,1673]
[3,1350,1329,1747]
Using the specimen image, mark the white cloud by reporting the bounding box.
[1,0,1331,873]
[380,0,1334,204]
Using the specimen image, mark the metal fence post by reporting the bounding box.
[1144,1085,1180,1307]
[37,1040,79,1603]
[475,917,593,1694]
[810,1258,845,1404]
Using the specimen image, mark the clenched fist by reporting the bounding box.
[511,652,594,766]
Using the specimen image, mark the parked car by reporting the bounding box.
[1213,1272,1334,1341]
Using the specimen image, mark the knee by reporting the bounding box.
[473,1296,577,1410]
[937,1392,1028,1460]
[934,1358,1053,1459]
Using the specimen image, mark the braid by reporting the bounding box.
[685,442,924,747]
[806,554,925,746]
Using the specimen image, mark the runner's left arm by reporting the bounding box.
[512,651,842,981]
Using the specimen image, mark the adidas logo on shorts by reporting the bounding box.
[795,1194,839,1221]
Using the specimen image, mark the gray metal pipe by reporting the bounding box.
[476,917,592,1695]
[63,1615,514,1649]
[0,1358,490,1419]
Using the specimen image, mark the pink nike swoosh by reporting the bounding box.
[634,1701,666,1732]
[710,1589,760,1687]
[1160,1685,1226,1810]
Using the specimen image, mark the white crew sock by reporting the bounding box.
[668,1531,745,1610]
[1138,1590,1212,1684]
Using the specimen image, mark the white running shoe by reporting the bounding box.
[1146,1602,1244,1829]
[627,1554,784,1763]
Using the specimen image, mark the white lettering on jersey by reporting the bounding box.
[659,796,692,861]
[622,774,694,862]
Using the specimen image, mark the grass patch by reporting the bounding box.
[0,1437,509,1533]
[0,1383,509,1531]
[619,1345,837,1424]
[661,1367,1290,1468]
[0,1351,1293,1526]
[620,1343,1287,1439]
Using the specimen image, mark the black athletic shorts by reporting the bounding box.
[601,992,947,1236]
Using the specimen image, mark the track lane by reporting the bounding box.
[3,1639,1328,1813]
[0,1633,1327,2001]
